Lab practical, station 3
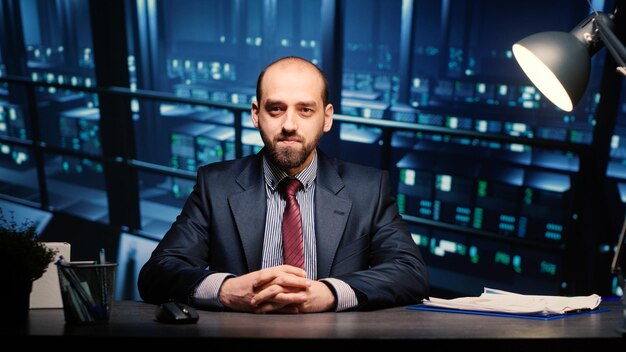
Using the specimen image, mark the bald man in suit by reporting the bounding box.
[139,56,428,313]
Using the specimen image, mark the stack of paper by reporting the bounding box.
[422,288,602,316]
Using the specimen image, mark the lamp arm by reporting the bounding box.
[595,17,626,73]
[613,212,626,274]
[612,209,626,299]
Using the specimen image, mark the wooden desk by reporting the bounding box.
[8,301,626,349]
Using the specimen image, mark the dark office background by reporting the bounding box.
[0,0,624,301]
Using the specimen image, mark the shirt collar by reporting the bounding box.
[263,151,318,192]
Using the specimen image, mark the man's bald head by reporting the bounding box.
[255,56,329,106]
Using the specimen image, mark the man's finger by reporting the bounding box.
[253,265,307,287]
[254,275,311,291]
[251,287,307,306]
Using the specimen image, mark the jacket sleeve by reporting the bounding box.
[137,168,214,305]
[337,171,429,310]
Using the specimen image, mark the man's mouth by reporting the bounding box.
[277,136,302,144]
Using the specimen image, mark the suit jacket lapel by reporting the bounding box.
[315,152,352,278]
[228,154,266,272]
[227,151,352,276]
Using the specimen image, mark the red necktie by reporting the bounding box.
[280,178,304,269]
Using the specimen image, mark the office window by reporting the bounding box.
[115,232,158,300]
[130,0,323,168]
[606,76,626,298]
[0,21,40,205]
[21,0,93,67]
[273,0,323,63]
[0,43,4,76]
[337,0,402,168]
[414,223,562,295]
[128,0,322,236]
[385,0,604,295]
[21,0,98,150]
[0,144,39,205]
[44,154,108,223]
[0,0,619,298]
[407,0,602,143]
[0,0,101,215]
[131,0,322,96]
[138,170,188,240]
[343,0,401,106]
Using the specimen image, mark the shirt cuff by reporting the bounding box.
[192,272,234,309]
[320,278,359,311]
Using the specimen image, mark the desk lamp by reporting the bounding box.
[512,9,625,112]
[512,5,626,334]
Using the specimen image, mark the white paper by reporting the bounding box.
[30,242,71,309]
[422,287,602,316]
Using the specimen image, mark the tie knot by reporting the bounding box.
[279,178,302,198]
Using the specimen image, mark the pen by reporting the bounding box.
[57,256,97,265]
[98,248,109,320]
[57,259,99,321]
[69,260,96,265]
[56,255,67,266]
[99,248,106,264]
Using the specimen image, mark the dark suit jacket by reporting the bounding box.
[138,150,429,310]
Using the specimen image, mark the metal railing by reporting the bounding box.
[0,75,590,248]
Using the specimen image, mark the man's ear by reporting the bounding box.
[251,100,260,128]
[323,103,334,132]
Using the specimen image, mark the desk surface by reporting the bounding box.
[11,301,626,349]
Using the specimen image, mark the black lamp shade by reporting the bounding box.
[512,31,591,112]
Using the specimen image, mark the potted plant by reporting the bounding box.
[0,208,55,328]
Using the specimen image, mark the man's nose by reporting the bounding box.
[282,109,298,131]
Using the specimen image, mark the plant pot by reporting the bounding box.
[0,277,33,330]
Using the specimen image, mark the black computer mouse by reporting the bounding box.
[155,302,199,324]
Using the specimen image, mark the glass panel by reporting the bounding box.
[137,116,262,237]
[45,153,108,223]
[0,145,39,205]
[0,38,5,107]
[134,0,321,95]
[40,98,102,152]
[115,232,159,300]
[407,0,601,144]
[606,72,626,298]
[342,0,402,108]
[1,0,608,298]
[21,0,94,73]
[134,97,243,167]
[413,223,562,294]
[19,0,98,149]
[337,0,401,168]
[0,39,4,76]
[0,198,52,233]
[138,171,188,239]
[0,102,29,141]
[130,0,321,168]
[273,0,323,64]
[334,0,605,296]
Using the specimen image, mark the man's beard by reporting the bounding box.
[261,130,322,171]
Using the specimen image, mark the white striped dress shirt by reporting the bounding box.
[194,151,358,311]
[261,152,318,278]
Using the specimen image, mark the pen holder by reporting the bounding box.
[57,263,117,325]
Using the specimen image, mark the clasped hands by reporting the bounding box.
[218,265,336,313]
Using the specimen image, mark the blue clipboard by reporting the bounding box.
[406,304,609,320]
